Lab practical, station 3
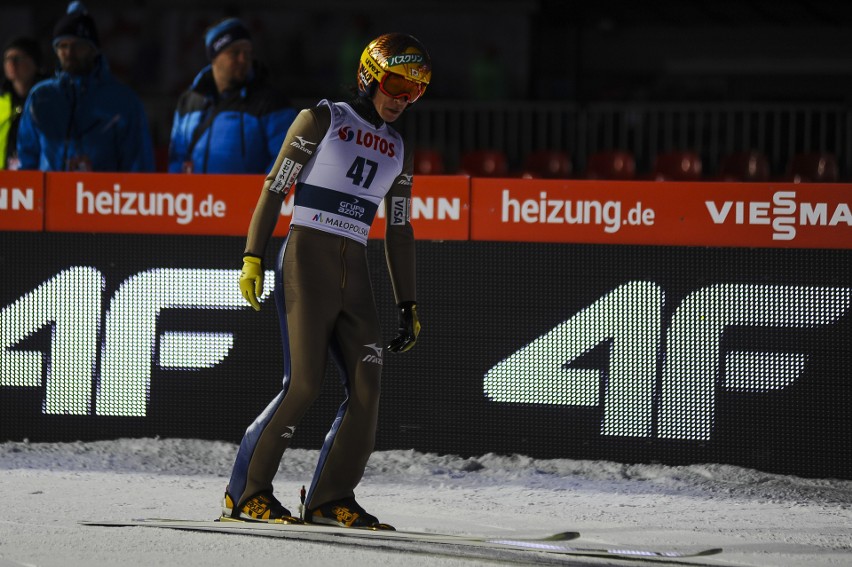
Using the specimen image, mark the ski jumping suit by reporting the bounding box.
[228,97,416,511]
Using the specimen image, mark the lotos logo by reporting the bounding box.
[338,127,396,157]
[345,129,396,157]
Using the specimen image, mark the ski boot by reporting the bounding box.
[305,497,394,530]
[222,490,302,524]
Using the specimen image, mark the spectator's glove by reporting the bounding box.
[239,255,264,311]
[387,301,421,353]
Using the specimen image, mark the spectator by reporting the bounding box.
[168,18,297,174]
[16,1,155,172]
[0,37,47,170]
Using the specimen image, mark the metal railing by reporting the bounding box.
[145,97,851,178]
[395,101,852,178]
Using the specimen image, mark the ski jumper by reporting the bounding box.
[228,98,416,511]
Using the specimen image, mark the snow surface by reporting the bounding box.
[1,438,850,566]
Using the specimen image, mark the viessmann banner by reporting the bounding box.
[2,171,849,246]
[0,171,44,232]
[472,178,852,248]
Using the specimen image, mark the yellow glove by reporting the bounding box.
[239,255,264,311]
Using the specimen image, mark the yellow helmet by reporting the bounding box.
[357,33,432,103]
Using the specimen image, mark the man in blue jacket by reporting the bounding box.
[169,18,297,174]
[17,2,155,172]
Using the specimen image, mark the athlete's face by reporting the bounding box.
[212,39,252,93]
[372,89,408,123]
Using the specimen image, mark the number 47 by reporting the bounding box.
[346,156,378,188]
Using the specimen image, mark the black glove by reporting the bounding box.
[387,301,421,353]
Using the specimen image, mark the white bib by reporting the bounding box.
[290,100,405,244]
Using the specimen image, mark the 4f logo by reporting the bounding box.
[484,282,850,440]
[0,267,273,417]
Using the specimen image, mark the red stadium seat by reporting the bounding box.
[585,150,636,180]
[413,149,445,175]
[718,151,770,182]
[521,150,573,179]
[154,145,169,172]
[653,151,703,181]
[786,152,839,183]
[459,150,509,177]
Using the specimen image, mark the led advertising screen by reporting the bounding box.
[1,233,848,479]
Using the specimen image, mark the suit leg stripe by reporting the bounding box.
[227,234,294,504]
[305,335,352,505]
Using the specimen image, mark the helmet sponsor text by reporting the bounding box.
[387,54,424,66]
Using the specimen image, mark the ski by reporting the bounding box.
[214,516,584,548]
[82,518,578,549]
[82,518,721,561]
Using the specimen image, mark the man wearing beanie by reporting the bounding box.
[16,1,154,172]
[0,37,47,169]
[168,17,296,173]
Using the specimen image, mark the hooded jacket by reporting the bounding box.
[168,64,296,174]
[16,54,154,172]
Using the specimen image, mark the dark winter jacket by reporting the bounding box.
[17,55,154,172]
[168,64,297,174]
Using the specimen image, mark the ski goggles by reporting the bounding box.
[378,72,427,103]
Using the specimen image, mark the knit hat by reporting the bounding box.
[204,18,251,60]
[4,37,43,69]
[52,1,100,50]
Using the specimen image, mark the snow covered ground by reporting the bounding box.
[0,438,850,566]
